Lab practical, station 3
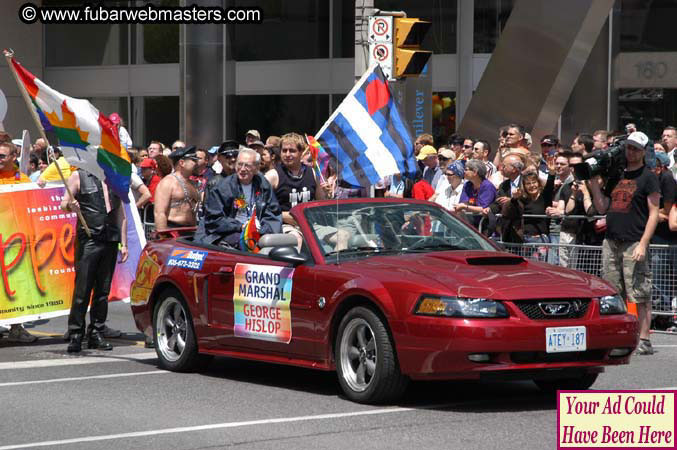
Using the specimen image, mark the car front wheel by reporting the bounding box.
[336,306,408,404]
[153,289,201,372]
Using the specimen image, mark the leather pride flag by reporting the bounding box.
[315,64,416,187]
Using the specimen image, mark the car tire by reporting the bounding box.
[153,288,203,372]
[534,373,599,393]
[335,306,408,404]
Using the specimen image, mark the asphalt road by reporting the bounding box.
[1,302,675,450]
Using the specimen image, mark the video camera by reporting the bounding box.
[572,135,627,181]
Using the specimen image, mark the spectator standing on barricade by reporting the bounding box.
[455,159,496,226]
[472,140,496,177]
[504,124,531,160]
[588,131,660,355]
[148,141,163,158]
[593,130,609,150]
[572,133,594,157]
[501,160,556,247]
[154,146,199,231]
[0,141,38,343]
[265,132,329,249]
[417,145,442,189]
[196,148,281,248]
[109,113,132,150]
[660,126,677,175]
[245,130,261,147]
[60,167,128,353]
[650,152,676,313]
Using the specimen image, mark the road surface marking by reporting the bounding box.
[0,352,156,370]
[0,370,168,388]
[0,407,416,449]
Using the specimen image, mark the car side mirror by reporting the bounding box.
[268,246,308,266]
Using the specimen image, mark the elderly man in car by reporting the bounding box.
[196,148,282,248]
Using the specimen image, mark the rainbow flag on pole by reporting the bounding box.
[240,205,260,253]
[306,134,329,182]
[9,57,132,198]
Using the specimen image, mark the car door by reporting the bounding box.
[202,249,319,359]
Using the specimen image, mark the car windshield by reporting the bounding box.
[303,202,496,260]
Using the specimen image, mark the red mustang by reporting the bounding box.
[130,199,638,404]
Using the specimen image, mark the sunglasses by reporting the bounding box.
[463,145,472,149]
[438,156,450,161]
[0,154,10,160]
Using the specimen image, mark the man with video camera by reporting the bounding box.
[587,131,660,355]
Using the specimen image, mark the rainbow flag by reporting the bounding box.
[9,57,132,198]
[240,205,260,253]
[306,134,329,182]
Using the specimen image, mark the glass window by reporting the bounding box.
[374,0,457,54]
[620,0,677,52]
[235,95,329,142]
[333,0,355,57]
[44,1,129,67]
[141,96,180,147]
[432,91,456,145]
[617,88,677,139]
[232,0,329,61]
[134,0,180,64]
[474,0,513,53]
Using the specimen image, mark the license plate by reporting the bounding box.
[546,326,586,353]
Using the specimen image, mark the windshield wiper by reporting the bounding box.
[325,246,400,257]
[404,243,464,252]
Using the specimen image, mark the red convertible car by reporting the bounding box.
[130,199,638,404]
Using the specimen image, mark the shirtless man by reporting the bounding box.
[154,145,199,230]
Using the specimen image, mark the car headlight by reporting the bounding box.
[415,296,508,318]
[599,295,627,315]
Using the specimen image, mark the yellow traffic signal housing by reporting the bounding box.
[394,18,432,78]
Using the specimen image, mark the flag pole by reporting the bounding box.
[4,49,91,237]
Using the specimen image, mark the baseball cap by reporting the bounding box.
[246,129,261,140]
[139,158,157,169]
[169,145,198,161]
[416,145,437,160]
[655,151,670,167]
[218,140,240,157]
[446,160,465,177]
[626,131,649,150]
[208,145,219,155]
[541,135,559,146]
[249,139,265,148]
[438,148,455,160]
[109,113,121,125]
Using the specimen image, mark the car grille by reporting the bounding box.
[514,299,590,320]
[510,350,606,364]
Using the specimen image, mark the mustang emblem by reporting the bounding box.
[539,302,571,316]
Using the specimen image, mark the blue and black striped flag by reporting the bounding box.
[315,64,417,187]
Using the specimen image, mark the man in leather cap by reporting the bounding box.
[60,168,129,353]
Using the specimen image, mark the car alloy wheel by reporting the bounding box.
[336,306,408,404]
[340,317,377,392]
[156,296,187,363]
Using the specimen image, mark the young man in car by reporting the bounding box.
[588,131,660,355]
[265,132,329,249]
[196,148,281,247]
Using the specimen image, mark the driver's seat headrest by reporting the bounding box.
[258,233,298,248]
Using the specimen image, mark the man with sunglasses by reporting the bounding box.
[154,145,200,231]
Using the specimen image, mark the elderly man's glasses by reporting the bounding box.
[236,162,255,170]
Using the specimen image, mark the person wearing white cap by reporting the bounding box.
[245,129,261,147]
[587,131,661,356]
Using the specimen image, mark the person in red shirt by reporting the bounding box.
[139,157,161,202]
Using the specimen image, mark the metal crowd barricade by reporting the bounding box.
[142,204,155,239]
[496,240,677,318]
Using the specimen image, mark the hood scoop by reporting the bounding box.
[465,255,525,266]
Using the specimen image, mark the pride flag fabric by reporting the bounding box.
[9,57,132,198]
[315,63,416,187]
[305,134,329,182]
[240,205,260,253]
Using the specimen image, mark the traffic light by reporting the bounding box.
[394,18,432,78]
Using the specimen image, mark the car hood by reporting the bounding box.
[342,250,614,300]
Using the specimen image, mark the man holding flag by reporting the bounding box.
[196,148,281,249]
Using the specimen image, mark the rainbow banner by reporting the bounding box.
[9,56,132,199]
[306,134,329,182]
[0,183,144,326]
[233,263,294,343]
[239,205,260,253]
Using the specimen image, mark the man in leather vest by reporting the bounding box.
[60,169,129,353]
